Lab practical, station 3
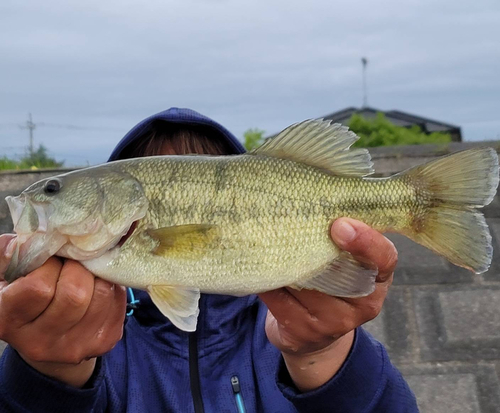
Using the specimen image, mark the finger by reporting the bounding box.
[342,281,389,321]
[331,218,398,282]
[77,278,117,329]
[71,282,126,360]
[0,257,62,327]
[0,235,17,276]
[33,260,94,332]
[260,288,311,325]
[285,287,355,319]
[259,289,341,341]
[285,287,375,333]
[91,285,127,354]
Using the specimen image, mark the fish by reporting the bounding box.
[4,120,499,331]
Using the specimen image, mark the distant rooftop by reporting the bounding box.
[267,107,462,142]
[322,106,462,142]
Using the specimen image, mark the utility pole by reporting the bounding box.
[20,113,36,157]
[361,57,368,108]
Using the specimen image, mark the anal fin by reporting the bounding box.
[294,252,377,297]
[147,285,201,331]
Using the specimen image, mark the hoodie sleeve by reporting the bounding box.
[277,327,418,413]
[0,346,108,413]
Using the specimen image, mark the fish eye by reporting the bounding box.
[44,179,61,195]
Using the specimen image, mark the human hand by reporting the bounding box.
[0,234,127,387]
[259,218,397,391]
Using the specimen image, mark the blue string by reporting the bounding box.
[126,288,140,316]
[235,393,246,413]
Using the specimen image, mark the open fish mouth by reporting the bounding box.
[4,194,66,282]
[3,194,138,282]
[4,231,67,282]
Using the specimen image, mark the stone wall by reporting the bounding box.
[1,142,499,412]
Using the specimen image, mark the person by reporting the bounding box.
[0,108,418,412]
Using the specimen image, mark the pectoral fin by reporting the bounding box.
[293,252,377,297]
[147,285,201,331]
[147,224,219,259]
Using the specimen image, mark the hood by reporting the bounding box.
[108,107,245,162]
[109,107,257,342]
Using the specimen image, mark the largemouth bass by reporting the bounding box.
[4,120,499,331]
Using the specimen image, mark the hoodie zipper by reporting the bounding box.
[231,376,247,413]
[189,332,205,413]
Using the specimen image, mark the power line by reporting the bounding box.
[36,122,122,131]
[15,113,122,157]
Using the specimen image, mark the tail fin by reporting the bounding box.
[403,148,499,274]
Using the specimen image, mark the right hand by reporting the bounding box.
[0,234,127,387]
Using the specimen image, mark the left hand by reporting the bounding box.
[258,217,397,391]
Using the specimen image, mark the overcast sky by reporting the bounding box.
[1,0,499,166]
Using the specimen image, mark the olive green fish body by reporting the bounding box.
[96,155,431,294]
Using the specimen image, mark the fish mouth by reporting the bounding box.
[4,194,65,282]
[4,192,145,282]
[4,231,67,282]
[6,195,25,229]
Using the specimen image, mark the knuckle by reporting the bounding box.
[69,352,86,364]
[384,244,398,269]
[25,278,56,303]
[104,326,123,350]
[337,317,355,334]
[364,299,383,321]
[112,325,124,343]
[95,338,118,356]
[24,345,48,363]
[63,353,84,365]
[61,285,88,308]
[60,343,86,364]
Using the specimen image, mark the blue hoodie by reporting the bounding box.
[0,108,418,412]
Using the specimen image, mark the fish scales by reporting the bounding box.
[104,155,424,294]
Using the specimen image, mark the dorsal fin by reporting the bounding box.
[252,119,374,177]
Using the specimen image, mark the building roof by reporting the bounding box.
[322,106,462,141]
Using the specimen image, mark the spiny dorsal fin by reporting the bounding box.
[252,119,374,177]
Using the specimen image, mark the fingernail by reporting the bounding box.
[333,221,357,245]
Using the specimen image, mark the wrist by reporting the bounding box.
[282,329,354,392]
[19,354,97,388]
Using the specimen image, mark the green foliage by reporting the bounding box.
[0,145,64,171]
[348,113,452,147]
[0,157,19,170]
[243,128,265,151]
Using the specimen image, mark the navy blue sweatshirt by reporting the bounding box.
[0,108,418,412]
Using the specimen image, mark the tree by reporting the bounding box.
[19,144,64,169]
[348,113,452,147]
[243,128,265,151]
[0,145,64,170]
